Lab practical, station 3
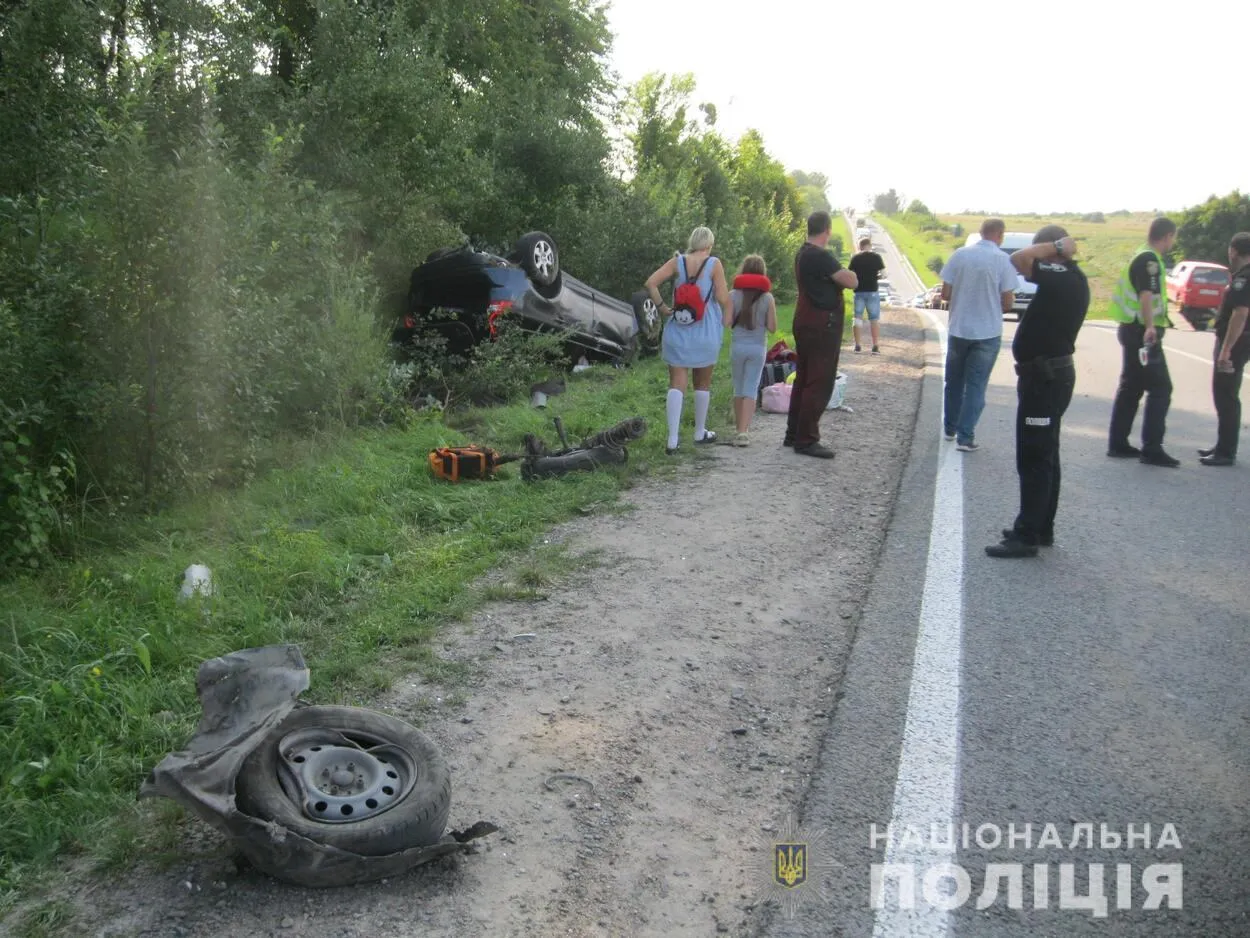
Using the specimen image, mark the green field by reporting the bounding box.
[941,213,1156,316]
[875,211,1160,319]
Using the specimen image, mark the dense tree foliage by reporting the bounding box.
[0,0,826,567]
[1176,192,1250,265]
[873,189,900,215]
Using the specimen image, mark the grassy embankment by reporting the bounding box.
[878,211,1158,318]
[0,348,741,917]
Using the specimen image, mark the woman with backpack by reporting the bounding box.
[729,255,778,446]
[644,226,734,454]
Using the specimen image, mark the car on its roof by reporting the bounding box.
[393,231,661,366]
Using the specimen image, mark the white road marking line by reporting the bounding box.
[870,307,963,937]
[1081,321,1215,366]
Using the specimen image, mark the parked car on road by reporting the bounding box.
[924,284,947,310]
[393,232,660,366]
[1166,261,1230,331]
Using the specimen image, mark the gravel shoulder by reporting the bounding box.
[45,310,927,938]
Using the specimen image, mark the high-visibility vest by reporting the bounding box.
[1108,246,1172,327]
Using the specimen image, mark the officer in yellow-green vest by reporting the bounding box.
[1107,216,1180,467]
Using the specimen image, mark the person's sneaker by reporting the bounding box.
[956,441,979,452]
[854,344,862,352]
[985,536,1039,559]
[733,431,750,448]
[1198,446,1217,458]
[665,443,680,455]
[872,346,880,354]
[782,436,795,448]
[1139,448,1180,468]
[944,431,956,441]
[794,442,835,459]
[1107,443,1142,458]
[1003,528,1053,547]
[694,430,718,445]
[1200,453,1235,467]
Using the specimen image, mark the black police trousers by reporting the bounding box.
[1011,359,1075,544]
[1212,332,1250,458]
[1109,323,1171,451]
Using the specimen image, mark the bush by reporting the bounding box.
[926,256,945,275]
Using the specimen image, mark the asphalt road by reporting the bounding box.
[768,221,1250,937]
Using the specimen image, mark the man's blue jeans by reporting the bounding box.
[944,335,1002,444]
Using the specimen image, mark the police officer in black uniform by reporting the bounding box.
[987,226,1088,558]
[1198,231,1250,466]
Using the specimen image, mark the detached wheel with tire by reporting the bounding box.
[631,290,663,355]
[235,705,451,856]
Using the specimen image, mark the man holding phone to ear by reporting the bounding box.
[986,226,1087,559]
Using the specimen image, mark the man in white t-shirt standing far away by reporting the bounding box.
[939,218,1018,451]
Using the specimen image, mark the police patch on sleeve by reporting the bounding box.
[1234,277,1247,292]
[1146,261,1159,275]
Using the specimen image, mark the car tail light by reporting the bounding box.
[487,300,513,338]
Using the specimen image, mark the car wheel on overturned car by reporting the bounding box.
[235,705,451,856]
[630,291,663,355]
[512,231,561,288]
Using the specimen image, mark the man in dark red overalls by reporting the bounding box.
[784,211,859,458]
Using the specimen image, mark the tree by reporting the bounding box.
[789,170,830,217]
[906,199,930,216]
[1176,191,1250,264]
[873,189,900,215]
[927,256,945,275]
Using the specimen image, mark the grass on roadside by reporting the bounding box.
[875,215,958,289]
[0,351,719,913]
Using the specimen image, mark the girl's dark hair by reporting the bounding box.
[736,254,767,330]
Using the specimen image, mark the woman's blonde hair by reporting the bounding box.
[688,226,714,252]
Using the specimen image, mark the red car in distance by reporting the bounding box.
[1166,261,1230,331]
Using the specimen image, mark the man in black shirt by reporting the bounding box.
[785,211,858,458]
[1198,232,1250,466]
[986,226,1087,559]
[848,238,887,353]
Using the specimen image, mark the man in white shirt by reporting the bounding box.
[939,218,1018,451]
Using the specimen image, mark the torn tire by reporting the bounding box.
[521,444,627,480]
[235,705,451,856]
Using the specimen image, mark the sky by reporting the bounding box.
[602,0,1244,215]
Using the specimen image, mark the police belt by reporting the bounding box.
[1014,354,1074,379]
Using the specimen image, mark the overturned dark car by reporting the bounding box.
[393,232,662,365]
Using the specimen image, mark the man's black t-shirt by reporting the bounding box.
[1216,262,1250,337]
[1128,250,1162,296]
[1012,259,1091,362]
[794,243,844,325]
[848,251,885,293]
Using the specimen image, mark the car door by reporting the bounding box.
[1166,263,1186,304]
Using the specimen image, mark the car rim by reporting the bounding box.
[532,241,556,279]
[275,726,418,823]
[642,298,659,332]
